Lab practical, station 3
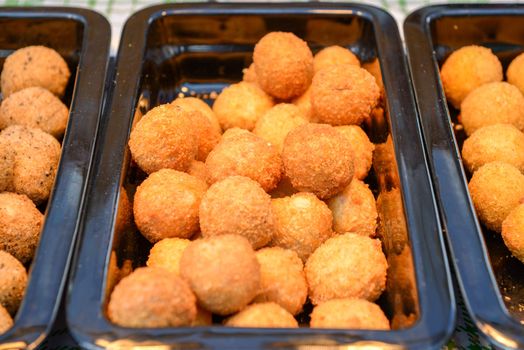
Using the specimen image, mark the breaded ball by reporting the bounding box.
[147,238,191,274]
[305,233,388,305]
[292,86,313,121]
[199,176,273,249]
[462,124,524,173]
[311,64,380,126]
[242,63,258,84]
[335,125,375,180]
[225,302,298,328]
[0,192,43,264]
[282,123,354,199]
[502,204,524,263]
[460,82,524,136]
[440,45,502,109]
[128,104,197,174]
[0,251,27,315]
[187,160,209,183]
[1,46,71,98]
[327,179,378,237]
[171,97,221,134]
[212,82,273,131]
[0,138,15,192]
[134,169,207,243]
[310,298,390,330]
[0,305,13,334]
[0,87,69,138]
[107,267,197,328]
[362,58,384,94]
[253,32,313,100]
[271,192,333,262]
[468,162,524,232]
[507,53,524,95]
[254,247,307,315]
[253,104,308,152]
[179,234,260,315]
[313,45,360,73]
[205,129,282,192]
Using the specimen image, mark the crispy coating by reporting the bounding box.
[187,160,209,183]
[468,162,524,232]
[313,46,360,73]
[0,250,27,315]
[0,305,13,334]
[147,238,191,274]
[311,64,380,126]
[335,125,375,180]
[507,53,524,95]
[440,45,503,109]
[253,32,313,100]
[128,104,198,174]
[108,267,197,328]
[362,58,384,95]
[179,234,261,315]
[460,82,524,136]
[305,233,388,305]
[1,46,71,98]
[0,138,15,193]
[225,302,298,328]
[282,123,354,199]
[327,179,378,237]
[199,176,273,249]
[171,97,221,134]
[271,192,333,262]
[310,298,390,330]
[462,124,524,173]
[254,247,307,315]
[134,169,207,243]
[502,204,524,263]
[291,86,314,121]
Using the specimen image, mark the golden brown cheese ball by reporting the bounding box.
[440,45,502,109]
[134,169,207,243]
[0,192,43,264]
[502,204,524,263]
[128,104,197,174]
[225,302,298,328]
[462,124,524,174]
[187,160,209,183]
[311,64,380,126]
[282,123,354,199]
[305,233,388,305]
[253,32,313,100]
[0,139,14,193]
[0,87,69,138]
[0,305,13,334]
[254,247,307,315]
[107,267,196,328]
[212,82,274,131]
[468,162,524,232]
[147,238,191,275]
[291,86,313,121]
[327,179,377,237]
[507,53,524,95]
[335,125,375,180]
[1,46,71,98]
[313,45,360,73]
[0,250,27,315]
[180,234,261,315]
[199,176,273,249]
[171,97,221,134]
[460,82,524,136]
[310,298,389,330]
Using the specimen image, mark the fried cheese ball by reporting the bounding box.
[310,298,390,330]
[462,124,524,173]
[147,238,191,274]
[1,46,71,98]
[313,45,360,73]
[107,267,197,328]
[187,160,209,183]
[171,97,221,134]
[0,305,13,334]
[0,251,27,315]
[225,302,298,328]
[212,82,274,131]
[134,169,207,243]
[311,64,380,126]
[128,104,197,174]
[335,125,375,180]
[468,162,524,232]
[502,204,524,264]
[282,123,354,199]
[460,82,524,136]
[291,86,313,121]
[305,233,388,305]
[199,176,273,249]
[507,53,524,95]
[254,247,307,315]
[180,234,261,315]
[271,192,333,262]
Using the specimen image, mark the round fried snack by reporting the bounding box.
[460,82,524,136]
[254,247,307,315]
[147,238,191,275]
[1,46,71,98]
[335,125,375,180]
[187,160,209,183]
[0,251,27,315]
[313,45,360,73]
[171,97,221,134]
[282,123,354,199]
[305,233,388,305]
[179,234,261,315]
[134,169,207,243]
[310,298,390,330]
[311,64,380,126]
[108,267,197,328]
[226,302,298,328]
[0,137,15,193]
[253,32,313,100]
[291,86,313,121]
[468,162,524,232]
[199,176,273,249]
[507,52,524,95]
[128,104,198,174]
[0,305,13,334]
[502,204,524,264]
[440,45,503,109]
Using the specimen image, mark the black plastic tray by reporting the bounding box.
[67,3,454,349]
[0,7,110,349]
[405,4,524,349]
